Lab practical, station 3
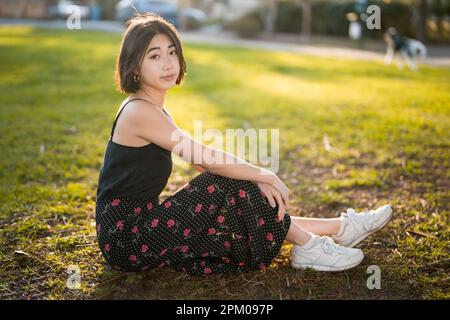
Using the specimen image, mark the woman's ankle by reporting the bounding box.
[296,232,316,249]
[332,217,345,237]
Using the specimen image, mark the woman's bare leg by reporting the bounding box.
[290,216,341,236]
[285,220,313,245]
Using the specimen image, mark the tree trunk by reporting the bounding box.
[264,0,278,34]
[416,0,428,43]
[300,0,311,43]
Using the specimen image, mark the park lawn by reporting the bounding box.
[0,26,448,299]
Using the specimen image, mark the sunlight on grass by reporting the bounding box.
[0,27,449,299]
[325,168,385,190]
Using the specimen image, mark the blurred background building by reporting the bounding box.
[0,0,449,43]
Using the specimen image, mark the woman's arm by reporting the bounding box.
[131,102,278,185]
[129,102,289,209]
[198,146,277,185]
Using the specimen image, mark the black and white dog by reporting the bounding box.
[383,27,427,70]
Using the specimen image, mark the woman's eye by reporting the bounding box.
[150,52,176,60]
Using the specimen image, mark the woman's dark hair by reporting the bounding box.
[115,13,187,93]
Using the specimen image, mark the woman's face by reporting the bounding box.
[138,33,181,90]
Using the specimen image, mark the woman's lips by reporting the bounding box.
[161,74,176,81]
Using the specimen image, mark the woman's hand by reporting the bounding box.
[256,181,290,221]
[270,174,290,207]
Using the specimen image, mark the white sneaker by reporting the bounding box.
[332,204,393,248]
[291,234,364,271]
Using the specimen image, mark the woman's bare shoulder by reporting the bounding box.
[118,99,168,125]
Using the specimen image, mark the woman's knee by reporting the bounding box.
[189,171,260,198]
[189,170,228,188]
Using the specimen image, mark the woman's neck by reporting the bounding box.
[133,86,166,109]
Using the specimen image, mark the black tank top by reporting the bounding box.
[96,98,173,202]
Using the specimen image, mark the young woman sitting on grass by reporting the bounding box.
[95,13,393,275]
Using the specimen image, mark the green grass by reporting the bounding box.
[0,26,449,300]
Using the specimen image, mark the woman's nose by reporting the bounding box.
[162,56,174,70]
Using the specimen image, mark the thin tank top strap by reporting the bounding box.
[110,98,171,140]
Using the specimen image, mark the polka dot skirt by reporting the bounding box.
[95,171,291,276]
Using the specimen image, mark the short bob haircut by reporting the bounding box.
[114,13,187,93]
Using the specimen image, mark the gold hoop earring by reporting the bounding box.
[134,74,140,83]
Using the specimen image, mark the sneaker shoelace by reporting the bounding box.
[322,236,345,255]
[344,208,376,232]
